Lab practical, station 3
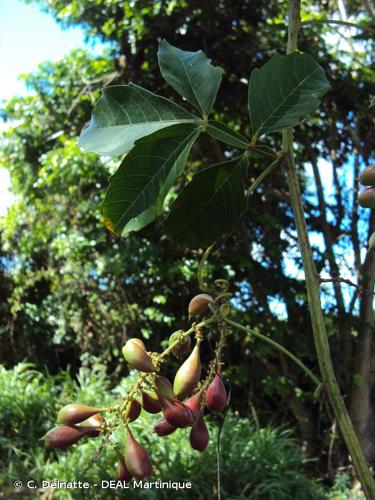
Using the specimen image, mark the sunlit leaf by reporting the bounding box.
[101,124,201,235]
[158,39,222,116]
[78,83,200,155]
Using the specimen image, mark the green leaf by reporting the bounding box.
[248,52,330,137]
[158,39,223,117]
[164,156,247,247]
[78,83,200,155]
[101,124,201,236]
[206,120,248,149]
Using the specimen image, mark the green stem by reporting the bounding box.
[285,1,375,498]
[224,317,320,386]
[246,153,284,197]
[301,19,375,37]
[197,244,215,293]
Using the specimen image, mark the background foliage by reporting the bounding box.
[0,0,374,497]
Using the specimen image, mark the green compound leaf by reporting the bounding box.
[78,83,200,155]
[164,156,248,247]
[101,124,201,236]
[248,52,330,138]
[158,39,223,117]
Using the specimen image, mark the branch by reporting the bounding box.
[320,276,375,297]
[301,19,375,36]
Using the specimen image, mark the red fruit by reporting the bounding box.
[154,417,177,436]
[127,399,142,422]
[142,391,162,414]
[116,450,132,481]
[184,390,204,418]
[154,375,174,400]
[56,404,106,426]
[124,427,152,479]
[359,165,375,186]
[190,409,209,452]
[206,372,227,412]
[79,413,105,437]
[159,395,194,428]
[359,187,375,208]
[42,426,86,449]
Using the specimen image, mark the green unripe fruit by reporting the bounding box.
[169,330,191,358]
[358,188,375,208]
[122,339,157,373]
[369,232,375,251]
[130,338,146,349]
[42,426,86,449]
[154,375,174,400]
[173,343,201,399]
[359,165,375,186]
[56,404,106,426]
[188,294,214,317]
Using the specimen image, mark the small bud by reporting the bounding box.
[42,426,86,449]
[122,339,157,373]
[154,417,177,436]
[188,294,214,317]
[125,427,152,479]
[56,404,106,426]
[190,409,209,451]
[173,343,201,399]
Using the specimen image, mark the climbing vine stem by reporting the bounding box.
[223,318,320,386]
[283,1,375,497]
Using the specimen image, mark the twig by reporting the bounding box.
[320,276,375,296]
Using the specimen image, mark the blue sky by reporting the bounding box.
[0,0,106,214]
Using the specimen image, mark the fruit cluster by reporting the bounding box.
[358,165,375,250]
[43,293,228,482]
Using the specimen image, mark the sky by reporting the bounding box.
[0,0,105,215]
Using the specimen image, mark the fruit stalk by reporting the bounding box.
[284,1,375,497]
